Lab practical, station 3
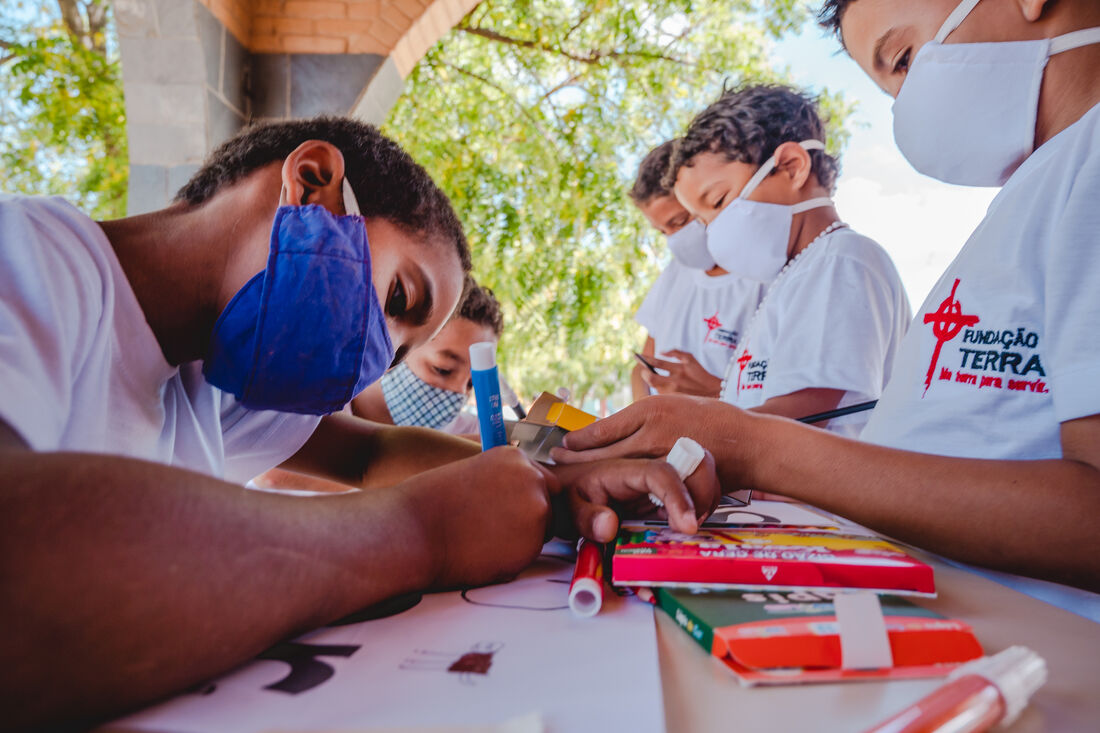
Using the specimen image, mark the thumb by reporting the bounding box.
[568,488,621,543]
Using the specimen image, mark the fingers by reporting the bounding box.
[567,487,620,543]
[647,356,682,373]
[560,405,645,452]
[551,430,656,464]
[641,371,673,392]
[564,460,698,537]
[535,461,561,496]
[641,463,699,534]
[682,450,722,521]
[661,349,699,366]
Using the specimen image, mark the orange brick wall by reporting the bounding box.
[195,0,454,57]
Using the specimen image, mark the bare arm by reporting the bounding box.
[743,411,1100,591]
[555,397,1100,591]
[749,387,845,422]
[1,419,553,728]
[281,412,479,489]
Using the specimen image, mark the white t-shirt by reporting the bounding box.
[635,259,765,378]
[719,227,911,437]
[861,103,1100,622]
[0,195,320,483]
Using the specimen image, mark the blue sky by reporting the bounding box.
[772,23,998,310]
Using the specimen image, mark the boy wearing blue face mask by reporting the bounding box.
[555,1,1100,620]
[630,141,766,401]
[668,85,911,437]
[251,280,503,493]
[0,117,724,727]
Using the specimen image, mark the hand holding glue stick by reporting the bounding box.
[469,342,508,451]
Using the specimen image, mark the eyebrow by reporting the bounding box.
[873,28,899,72]
[439,349,465,364]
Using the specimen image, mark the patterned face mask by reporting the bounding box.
[380,360,467,429]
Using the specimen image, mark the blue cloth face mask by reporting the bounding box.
[203,179,394,415]
[381,360,467,429]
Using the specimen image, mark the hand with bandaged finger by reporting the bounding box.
[549,446,720,543]
[641,349,722,397]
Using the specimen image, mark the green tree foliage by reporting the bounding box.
[385,0,852,404]
[0,0,127,218]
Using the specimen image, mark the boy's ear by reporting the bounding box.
[1015,0,1051,23]
[772,141,814,192]
[280,140,347,212]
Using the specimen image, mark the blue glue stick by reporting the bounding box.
[469,342,508,451]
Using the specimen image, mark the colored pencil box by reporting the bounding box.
[653,587,982,686]
[612,526,935,595]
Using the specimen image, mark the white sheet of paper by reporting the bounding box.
[109,543,664,733]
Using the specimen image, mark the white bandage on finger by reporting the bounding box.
[650,437,706,508]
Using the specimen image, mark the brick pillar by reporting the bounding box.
[117,0,480,214]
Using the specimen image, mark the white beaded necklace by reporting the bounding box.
[719,221,849,402]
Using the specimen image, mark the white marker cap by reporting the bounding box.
[665,437,705,481]
[950,646,1047,726]
[569,577,603,618]
[469,342,497,371]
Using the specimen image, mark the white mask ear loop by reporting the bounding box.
[738,139,826,200]
[341,178,361,217]
[790,196,834,214]
[935,0,982,43]
[1049,27,1100,55]
[936,0,1100,51]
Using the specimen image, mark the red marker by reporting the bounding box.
[569,540,604,618]
[864,646,1046,733]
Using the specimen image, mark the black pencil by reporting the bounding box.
[797,399,878,425]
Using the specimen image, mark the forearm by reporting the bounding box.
[736,413,1100,590]
[0,450,434,727]
[283,413,479,489]
[748,387,844,421]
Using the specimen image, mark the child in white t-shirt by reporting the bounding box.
[667,86,910,436]
[556,1,1100,620]
[629,141,765,401]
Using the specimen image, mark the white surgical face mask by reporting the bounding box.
[892,0,1100,187]
[704,140,833,282]
[381,360,466,429]
[666,220,715,270]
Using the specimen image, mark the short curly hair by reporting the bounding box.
[456,279,504,338]
[629,140,678,205]
[176,116,470,272]
[667,85,840,195]
[817,0,858,47]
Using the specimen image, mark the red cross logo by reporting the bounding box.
[921,278,979,397]
[703,312,723,335]
[736,350,753,395]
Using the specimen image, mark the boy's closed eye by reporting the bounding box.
[386,278,408,317]
[892,47,912,75]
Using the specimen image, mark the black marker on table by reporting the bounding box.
[797,399,878,425]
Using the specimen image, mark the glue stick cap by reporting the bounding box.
[469,342,497,371]
[948,646,1047,726]
[666,437,705,481]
